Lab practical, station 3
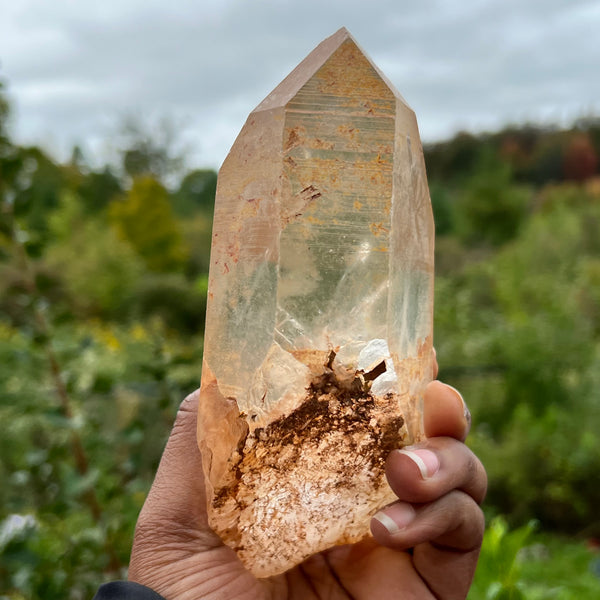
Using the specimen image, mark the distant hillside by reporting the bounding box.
[424,118,600,186]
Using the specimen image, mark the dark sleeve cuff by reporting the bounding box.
[93,581,167,600]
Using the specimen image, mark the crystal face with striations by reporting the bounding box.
[197,28,434,578]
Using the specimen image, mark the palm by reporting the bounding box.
[267,541,431,599]
[135,535,433,599]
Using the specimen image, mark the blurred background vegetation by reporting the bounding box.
[1,75,600,598]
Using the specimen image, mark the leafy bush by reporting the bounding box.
[436,184,600,533]
[470,517,537,600]
[470,520,600,599]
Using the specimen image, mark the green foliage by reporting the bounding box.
[423,120,599,188]
[470,517,537,600]
[436,185,600,533]
[76,167,122,214]
[12,149,68,251]
[518,534,600,599]
[429,181,454,236]
[132,273,208,332]
[526,137,565,185]
[0,319,203,599]
[453,156,531,247]
[173,168,217,218]
[0,79,13,169]
[0,89,210,598]
[470,523,600,599]
[109,176,189,272]
[425,131,486,182]
[44,193,146,319]
[174,170,217,275]
[181,212,214,276]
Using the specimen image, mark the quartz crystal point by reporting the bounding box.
[198,27,434,578]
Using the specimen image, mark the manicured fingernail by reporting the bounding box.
[373,503,415,535]
[396,448,440,479]
[447,384,471,435]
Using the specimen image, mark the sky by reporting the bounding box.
[1,0,599,171]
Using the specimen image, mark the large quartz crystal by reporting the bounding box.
[197,27,434,578]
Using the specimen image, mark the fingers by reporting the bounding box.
[371,435,486,547]
[423,380,471,441]
[371,490,485,552]
[370,436,486,597]
[371,491,485,600]
[384,437,487,506]
[371,435,486,599]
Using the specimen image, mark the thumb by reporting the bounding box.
[133,390,221,543]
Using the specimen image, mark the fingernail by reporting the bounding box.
[396,448,440,479]
[447,384,471,435]
[373,503,415,535]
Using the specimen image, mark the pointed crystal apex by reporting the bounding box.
[256,27,408,113]
[198,28,434,578]
[255,27,352,112]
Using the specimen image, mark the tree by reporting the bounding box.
[77,167,122,214]
[11,148,66,249]
[172,168,217,218]
[454,156,530,247]
[117,115,185,184]
[0,79,10,148]
[424,131,487,182]
[0,80,23,215]
[109,176,188,272]
[563,133,598,181]
[43,192,144,319]
[429,181,454,236]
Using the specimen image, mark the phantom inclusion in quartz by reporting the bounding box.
[197,27,435,578]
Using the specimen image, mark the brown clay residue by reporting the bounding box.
[212,354,406,511]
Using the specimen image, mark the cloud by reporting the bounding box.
[1,0,598,168]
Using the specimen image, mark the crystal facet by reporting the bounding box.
[197,27,434,578]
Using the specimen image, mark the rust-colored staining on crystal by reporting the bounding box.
[198,27,435,577]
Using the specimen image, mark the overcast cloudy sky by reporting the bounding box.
[1,0,599,170]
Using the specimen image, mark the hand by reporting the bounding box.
[129,361,486,600]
